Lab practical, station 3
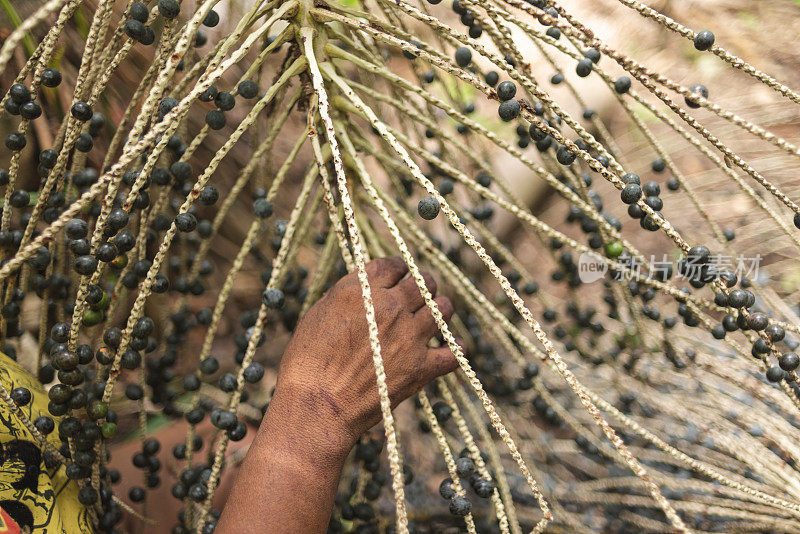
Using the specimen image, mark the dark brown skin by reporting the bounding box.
[216,256,458,533]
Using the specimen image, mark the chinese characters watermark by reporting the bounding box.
[577,253,761,283]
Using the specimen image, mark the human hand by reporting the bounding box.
[219,257,458,534]
[272,256,458,449]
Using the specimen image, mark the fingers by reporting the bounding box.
[423,341,462,382]
[395,271,437,312]
[414,295,453,337]
[366,256,409,289]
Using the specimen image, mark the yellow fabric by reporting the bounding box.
[0,353,93,533]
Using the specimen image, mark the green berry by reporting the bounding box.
[605,242,623,258]
[101,422,117,438]
[82,309,103,326]
[87,400,108,420]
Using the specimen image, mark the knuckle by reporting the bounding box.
[328,281,346,300]
[371,258,388,277]
[377,293,401,319]
[423,272,437,295]
[372,256,402,278]
[437,296,454,316]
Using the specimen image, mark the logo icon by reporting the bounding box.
[578,252,608,283]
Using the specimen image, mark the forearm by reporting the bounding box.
[216,384,354,533]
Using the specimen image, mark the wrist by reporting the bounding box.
[218,378,353,534]
[257,379,357,468]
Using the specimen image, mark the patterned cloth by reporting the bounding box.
[0,353,93,533]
